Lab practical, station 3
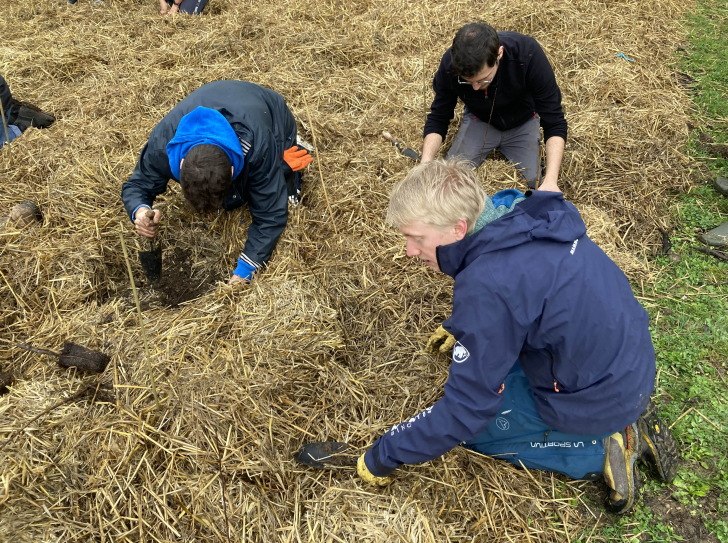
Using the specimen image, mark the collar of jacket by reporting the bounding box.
[436,191,586,277]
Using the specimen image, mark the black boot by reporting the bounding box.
[7,99,55,132]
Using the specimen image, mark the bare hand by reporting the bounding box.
[167,2,180,14]
[536,178,561,193]
[158,0,169,14]
[134,207,161,238]
[228,274,249,286]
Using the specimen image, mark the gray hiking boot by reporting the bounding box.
[637,401,680,483]
[714,177,728,197]
[603,423,641,514]
[7,99,55,132]
[700,221,728,247]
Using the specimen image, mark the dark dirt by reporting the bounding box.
[142,247,222,307]
[579,477,720,543]
[57,342,110,373]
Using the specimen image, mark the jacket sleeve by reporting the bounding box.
[423,57,459,140]
[526,44,568,143]
[0,74,12,118]
[121,143,174,221]
[364,264,528,477]
[239,133,289,268]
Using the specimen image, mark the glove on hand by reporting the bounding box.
[283,146,313,172]
[357,454,394,487]
[426,325,456,355]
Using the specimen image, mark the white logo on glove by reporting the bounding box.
[453,342,470,363]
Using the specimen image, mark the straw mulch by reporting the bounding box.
[1,0,691,541]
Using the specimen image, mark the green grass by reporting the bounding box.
[576,1,728,541]
[682,0,728,179]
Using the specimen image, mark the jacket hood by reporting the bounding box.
[166,106,245,181]
[437,191,587,277]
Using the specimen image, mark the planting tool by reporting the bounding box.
[382,131,421,162]
[139,210,163,284]
[17,342,110,373]
[294,441,358,470]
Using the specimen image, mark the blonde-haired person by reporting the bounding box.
[357,159,679,515]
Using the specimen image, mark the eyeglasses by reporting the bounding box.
[457,60,499,87]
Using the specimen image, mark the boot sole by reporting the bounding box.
[638,402,680,483]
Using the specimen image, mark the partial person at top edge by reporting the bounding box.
[158,0,209,15]
[422,22,567,193]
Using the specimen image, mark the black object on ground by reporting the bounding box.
[382,131,421,162]
[713,177,728,197]
[0,371,14,395]
[699,221,728,248]
[695,245,728,261]
[139,211,163,285]
[17,342,110,373]
[294,441,358,470]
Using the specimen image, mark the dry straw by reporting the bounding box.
[1,0,691,541]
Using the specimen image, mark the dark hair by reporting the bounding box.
[451,23,500,78]
[179,144,232,213]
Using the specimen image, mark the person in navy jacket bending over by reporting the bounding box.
[357,159,679,515]
[121,80,311,285]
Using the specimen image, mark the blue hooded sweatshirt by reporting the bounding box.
[365,191,655,477]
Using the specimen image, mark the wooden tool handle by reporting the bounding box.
[145,209,155,220]
[381,131,397,144]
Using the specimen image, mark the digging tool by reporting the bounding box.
[294,441,358,470]
[17,342,110,373]
[138,209,162,284]
[382,131,421,162]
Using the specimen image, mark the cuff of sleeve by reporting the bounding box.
[131,204,151,223]
[234,258,257,281]
[365,440,399,478]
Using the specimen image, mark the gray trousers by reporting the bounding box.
[446,107,542,187]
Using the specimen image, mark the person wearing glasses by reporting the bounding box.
[422,23,567,193]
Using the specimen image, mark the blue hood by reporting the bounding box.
[439,191,587,277]
[166,106,245,180]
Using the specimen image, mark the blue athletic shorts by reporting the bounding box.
[462,361,609,480]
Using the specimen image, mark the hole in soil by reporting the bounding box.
[141,247,222,308]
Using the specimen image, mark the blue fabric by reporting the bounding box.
[471,189,526,234]
[166,107,244,181]
[462,361,608,480]
[0,124,21,147]
[366,191,654,477]
[233,258,256,281]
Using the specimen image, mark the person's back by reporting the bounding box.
[439,191,655,436]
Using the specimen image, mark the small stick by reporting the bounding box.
[302,95,337,234]
[0,380,101,454]
[16,343,60,357]
[693,409,720,430]
[695,246,728,261]
[119,232,160,410]
[668,406,693,429]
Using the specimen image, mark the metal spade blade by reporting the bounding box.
[138,210,162,284]
[294,441,358,470]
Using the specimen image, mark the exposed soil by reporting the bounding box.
[642,489,719,543]
[142,247,222,307]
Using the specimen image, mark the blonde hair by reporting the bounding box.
[387,158,486,233]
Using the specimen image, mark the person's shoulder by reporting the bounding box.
[499,32,542,59]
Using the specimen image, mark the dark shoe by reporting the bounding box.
[700,221,728,247]
[7,99,55,132]
[603,423,641,514]
[638,401,680,483]
[714,177,728,197]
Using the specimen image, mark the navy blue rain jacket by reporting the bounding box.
[366,191,655,476]
[121,80,297,269]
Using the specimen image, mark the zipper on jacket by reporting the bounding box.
[548,351,561,392]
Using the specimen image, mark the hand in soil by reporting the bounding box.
[134,207,161,238]
[228,274,249,286]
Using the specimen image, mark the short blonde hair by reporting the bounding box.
[387,158,486,233]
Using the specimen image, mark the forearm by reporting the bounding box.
[540,136,565,191]
[421,133,443,163]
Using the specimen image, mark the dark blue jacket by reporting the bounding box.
[424,32,567,143]
[0,74,13,117]
[365,191,655,476]
[121,80,297,270]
